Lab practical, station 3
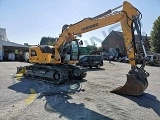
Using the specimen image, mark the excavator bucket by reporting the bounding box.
[111,74,148,96]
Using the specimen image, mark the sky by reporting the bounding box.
[0,0,160,47]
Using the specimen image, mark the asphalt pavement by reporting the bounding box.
[0,61,160,120]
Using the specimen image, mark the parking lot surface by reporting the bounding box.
[0,61,160,120]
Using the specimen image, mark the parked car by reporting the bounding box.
[77,55,103,68]
[146,55,160,66]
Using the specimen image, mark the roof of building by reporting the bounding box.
[0,28,28,48]
[102,30,147,43]
[0,39,28,48]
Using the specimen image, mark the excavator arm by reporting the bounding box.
[54,1,149,95]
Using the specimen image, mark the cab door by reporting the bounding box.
[70,40,79,60]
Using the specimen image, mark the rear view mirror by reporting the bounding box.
[79,40,83,45]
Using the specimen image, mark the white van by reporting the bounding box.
[8,53,15,61]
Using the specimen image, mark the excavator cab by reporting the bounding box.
[61,39,81,63]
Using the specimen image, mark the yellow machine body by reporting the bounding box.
[17,1,149,95]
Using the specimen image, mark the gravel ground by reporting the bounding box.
[0,61,160,120]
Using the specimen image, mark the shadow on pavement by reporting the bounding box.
[8,77,112,120]
[120,93,160,116]
[146,64,160,67]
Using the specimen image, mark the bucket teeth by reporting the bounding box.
[111,74,148,96]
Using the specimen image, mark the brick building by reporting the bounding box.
[102,30,150,56]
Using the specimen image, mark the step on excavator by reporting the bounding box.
[16,1,149,96]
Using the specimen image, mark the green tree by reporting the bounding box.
[97,46,102,51]
[15,49,19,54]
[40,37,57,45]
[79,47,90,55]
[86,45,98,53]
[150,16,160,53]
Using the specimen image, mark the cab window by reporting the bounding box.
[31,49,37,56]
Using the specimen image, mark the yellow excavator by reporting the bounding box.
[17,1,149,96]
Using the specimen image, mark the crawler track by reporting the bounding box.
[17,64,87,85]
